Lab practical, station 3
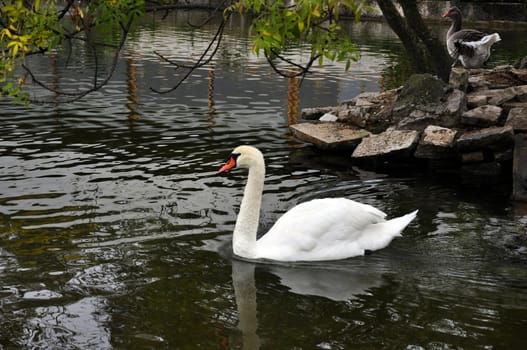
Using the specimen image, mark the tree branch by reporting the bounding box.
[398,0,450,81]
[150,18,227,94]
[265,48,318,81]
[23,15,135,104]
[375,0,429,73]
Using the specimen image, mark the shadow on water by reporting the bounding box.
[1,10,527,349]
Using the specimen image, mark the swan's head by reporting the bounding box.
[219,145,264,172]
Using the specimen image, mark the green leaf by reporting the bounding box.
[298,20,304,32]
[2,82,14,93]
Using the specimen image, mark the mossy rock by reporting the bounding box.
[394,74,448,108]
[392,74,464,130]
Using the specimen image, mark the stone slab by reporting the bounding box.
[456,126,515,151]
[468,68,526,90]
[505,107,527,132]
[467,86,526,107]
[502,101,527,113]
[319,113,338,122]
[355,97,375,106]
[290,122,370,151]
[512,67,527,80]
[421,125,457,146]
[460,151,485,163]
[352,130,419,158]
[486,88,514,105]
[415,125,457,159]
[337,104,392,133]
[449,67,469,92]
[487,85,527,105]
[300,106,336,120]
[395,89,465,131]
[342,89,399,107]
[514,85,527,102]
[467,94,488,108]
[461,105,503,127]
[513,133,527,201]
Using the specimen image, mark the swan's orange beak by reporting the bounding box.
[442,10,450,17]
[219,155,237,172]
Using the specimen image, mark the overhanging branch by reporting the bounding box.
[150,18,227,94]
[23,16,135,104]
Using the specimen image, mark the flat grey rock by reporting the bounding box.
[290,122,370,151]
[352,130,419,158]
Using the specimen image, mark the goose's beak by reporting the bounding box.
[219,155,237,172]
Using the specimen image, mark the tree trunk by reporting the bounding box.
[376,0,451,82]
[399,0,451,81]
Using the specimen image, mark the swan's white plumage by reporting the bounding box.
[220,146,417,262]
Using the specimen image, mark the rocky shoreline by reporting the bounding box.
[290,66,527,201]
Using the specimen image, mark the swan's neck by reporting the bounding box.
[233,160,265,259]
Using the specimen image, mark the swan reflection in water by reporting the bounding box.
[231,258,385,349]
[232,260,261,350]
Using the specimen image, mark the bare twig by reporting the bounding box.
[23,16,135,103]
[264,48,319,80]
[150,18,227,94]
[56,0,76,20]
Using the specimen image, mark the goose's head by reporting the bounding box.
[219,145,264,172]
[443,6,461,19]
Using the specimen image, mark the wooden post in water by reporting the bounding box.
[513,133,527,202]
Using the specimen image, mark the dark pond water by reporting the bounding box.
[1,11,527,349]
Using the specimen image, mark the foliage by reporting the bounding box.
[1,0,59,104]
[1,0,371,104]
[0,0,144,105]
[226,0,372,75]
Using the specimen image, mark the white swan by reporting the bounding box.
[219,146,417,262]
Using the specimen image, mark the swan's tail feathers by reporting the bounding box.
[389,210,418,236]
[359,210,418,252]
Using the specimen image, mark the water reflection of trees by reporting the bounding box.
[126,54,140,123]
[207,68,216,123]
[19,10,437,108]
[287,72,300,125]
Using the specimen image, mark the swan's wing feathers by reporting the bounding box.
[254,198,417,261]
[257,198,387,259]
[270,198,386,236]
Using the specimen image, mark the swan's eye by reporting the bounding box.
[219,153,240,172]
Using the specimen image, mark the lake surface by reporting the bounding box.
[1,11,527,349]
